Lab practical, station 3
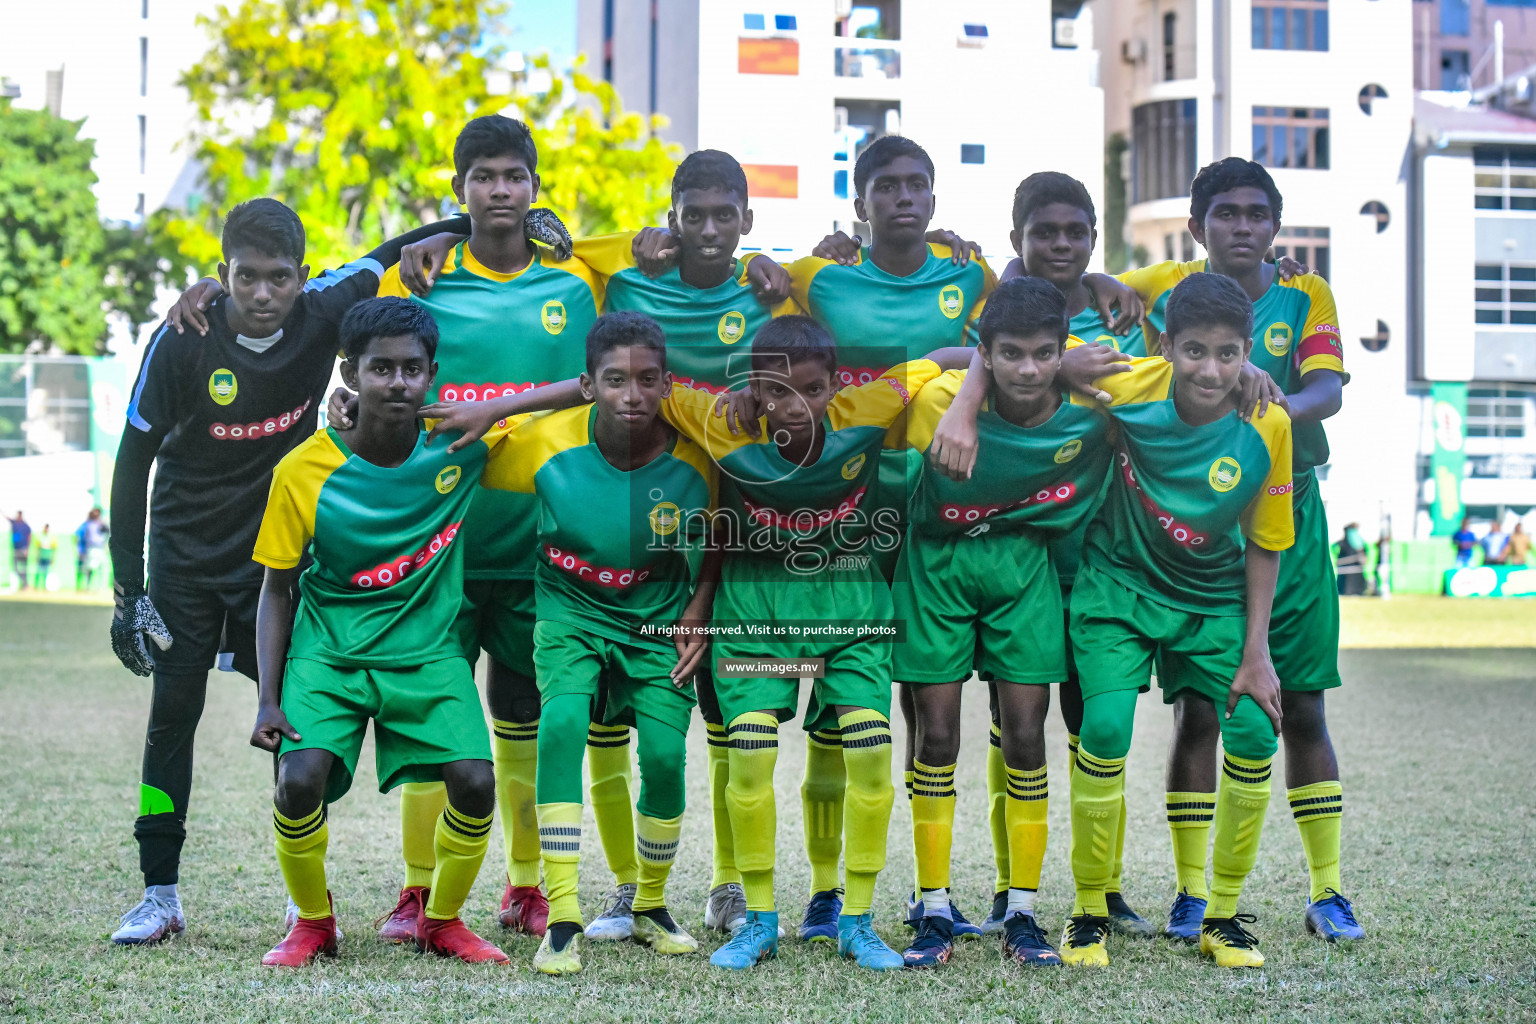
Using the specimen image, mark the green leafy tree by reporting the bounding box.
[169,0,680,272]
[0,102,108,354]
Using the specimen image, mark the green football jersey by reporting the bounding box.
[254,426,492,667]
[483,405,716,654]
[574,232,801,393]
[660,361,943,572]
[378,241,603,580]
[1124,260,1345,471]
[1081,357,1295,614]
[1071,304,1146,358]
[902,369,1113,540]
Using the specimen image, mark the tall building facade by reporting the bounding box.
[578,0,1107,261]
[1097,0,1422,540]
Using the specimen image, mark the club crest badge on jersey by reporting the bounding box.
[208,369,238,406]
[435,466,462,494]
[1092,333,1120,351]
[841,453,867,480]
[649,501,681,536]
[1209,456,1242,492]
[718,311,747,344]
[1054,440,1083,464]
[1264,322,1292,357]
[542,300,567,334]
[938,285,964,320]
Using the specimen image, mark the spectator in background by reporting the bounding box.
[1452,516,1478,568]
[1507,522,1530,567]
[5,511,30,590]
[33,525,57,590]
[75,507,110,590]
[1483,521,1510,566]
[1374,524,1393,597]
[1337,522,1368,596]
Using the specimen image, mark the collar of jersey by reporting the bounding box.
[458,240,540,283]
[324,424,426,468]
[849,245,941,281]
[585,403,678,470]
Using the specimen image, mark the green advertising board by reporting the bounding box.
[1428,382,1468,536]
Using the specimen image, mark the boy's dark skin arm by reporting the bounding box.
[1273,368,1343,423]
[251,565,304,751]
[1230,545,1283,734]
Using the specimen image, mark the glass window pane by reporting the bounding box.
[1513,195,1536,210]
[1476,172,1505,188]
[1253,124,1268,164]
[1513,310,1536,324]
[1314,9,1329,50]
[1292,9,1307,49]
[1511,175,1536,189]
[1315,247,1330,280]
[1511,152,1536,167]
[1512,289,1536,303]
[1477,288,1506,302]
[1476,195,1507,209]
[1272,8,1287,48]
[744,13,765,30]
[775,14,797,30]
[1477,309,1506,323]
[1315,126,1329,168]
[1511,266,1536,280]
[1476,264,1505,280]
[1295,126,1309,167]
[1274,124,1289,166]
[1253,7,1267,48]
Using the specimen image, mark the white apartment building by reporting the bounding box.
[1096,0,1422,540]
[0,0,218,224]
[578,0,1107,262]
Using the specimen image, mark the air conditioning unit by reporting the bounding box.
[1122,38,1147,64]
[1054,17,1078,48]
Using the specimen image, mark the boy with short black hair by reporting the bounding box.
[107,197,466,945]
[893,277,1113,970]
[1119,157,1360,944]
[1060,272,1293,969]
[251,296,509,967]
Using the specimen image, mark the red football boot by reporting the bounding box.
[376,886,428,944]
[418,915,511,964]
[499,882,549,936]
[262,897,339,968]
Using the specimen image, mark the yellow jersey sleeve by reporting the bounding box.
[375,246,467,299]
[1095,355,1175,407]
[571,231,639,284]
[658,383,763,461]
[480,407,590,494]
[1287,275,1346,378]
[1117,260,1198,303]
[1240,405,1295,551]
[787,255,835,311]
[671,437,720,511]
[902,369,965,453]
[828,359,942,431]
[252,430,346,569]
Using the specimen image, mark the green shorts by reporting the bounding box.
[712,556,893,733]
[1269,472,1342,692]
[279,656,492,803]
[457,579,536,680]
[532,620,696,734]
[1069,566,1244,704]
[872,448,918,582]
[892,527,1064,685]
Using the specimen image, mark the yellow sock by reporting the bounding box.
[726,713,780,912]
[633,813,682,912]
[1289,780,1343,903]
[492,719,541,888]
[1208,754,1274,919]
[987,724,1010,894]
[1004,764,1048,901]
[587,723,639,887]
[904,767,918,898]
[536,801,583,925]
[1166,791,1215,900]
[706,723,740,887]
[424,803,493,920]
[274,805,330,920]
[399,782,446,890]
[838,709,894,917]
[803,730,845,896]
[1109,792,1128,894]
[1069,750,1125,918]
[911,759,956,892]
[1066,732,1080,773]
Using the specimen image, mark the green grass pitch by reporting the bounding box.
[2,599,1533,1022]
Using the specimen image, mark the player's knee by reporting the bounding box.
[916,716,961,766]
[635,727,687,821]
[1279,690,1328,745]
[1077,691,1134,760]
[441,758,496,817]
[488,662,541,723]
[1220,699,1279,761]
[273,760,326,818]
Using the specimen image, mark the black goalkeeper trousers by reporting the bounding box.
[134,670,211,887]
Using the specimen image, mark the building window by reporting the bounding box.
[1442,49,1471,90]
[960,144,984,164]
[139,37,148,96]
[839,2,901,40]
[1252,107,1329,169]
[835,46,900,77]
[744,13,765,30]
[1131,98,1197,204]
[775,14,797,30]
[1441,0,1470,37]
[1473,147,1536,210]
[834,99,901,169]
[1273,226,1330,280]
[1467,386,1528,438]
[1252,0,1327,51]
[1475,263,1536,325]
[1163,13,1177,80]
[138,115,146,175]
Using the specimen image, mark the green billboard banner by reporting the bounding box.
[1429,381,1468,536]
[87,357,129,509]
